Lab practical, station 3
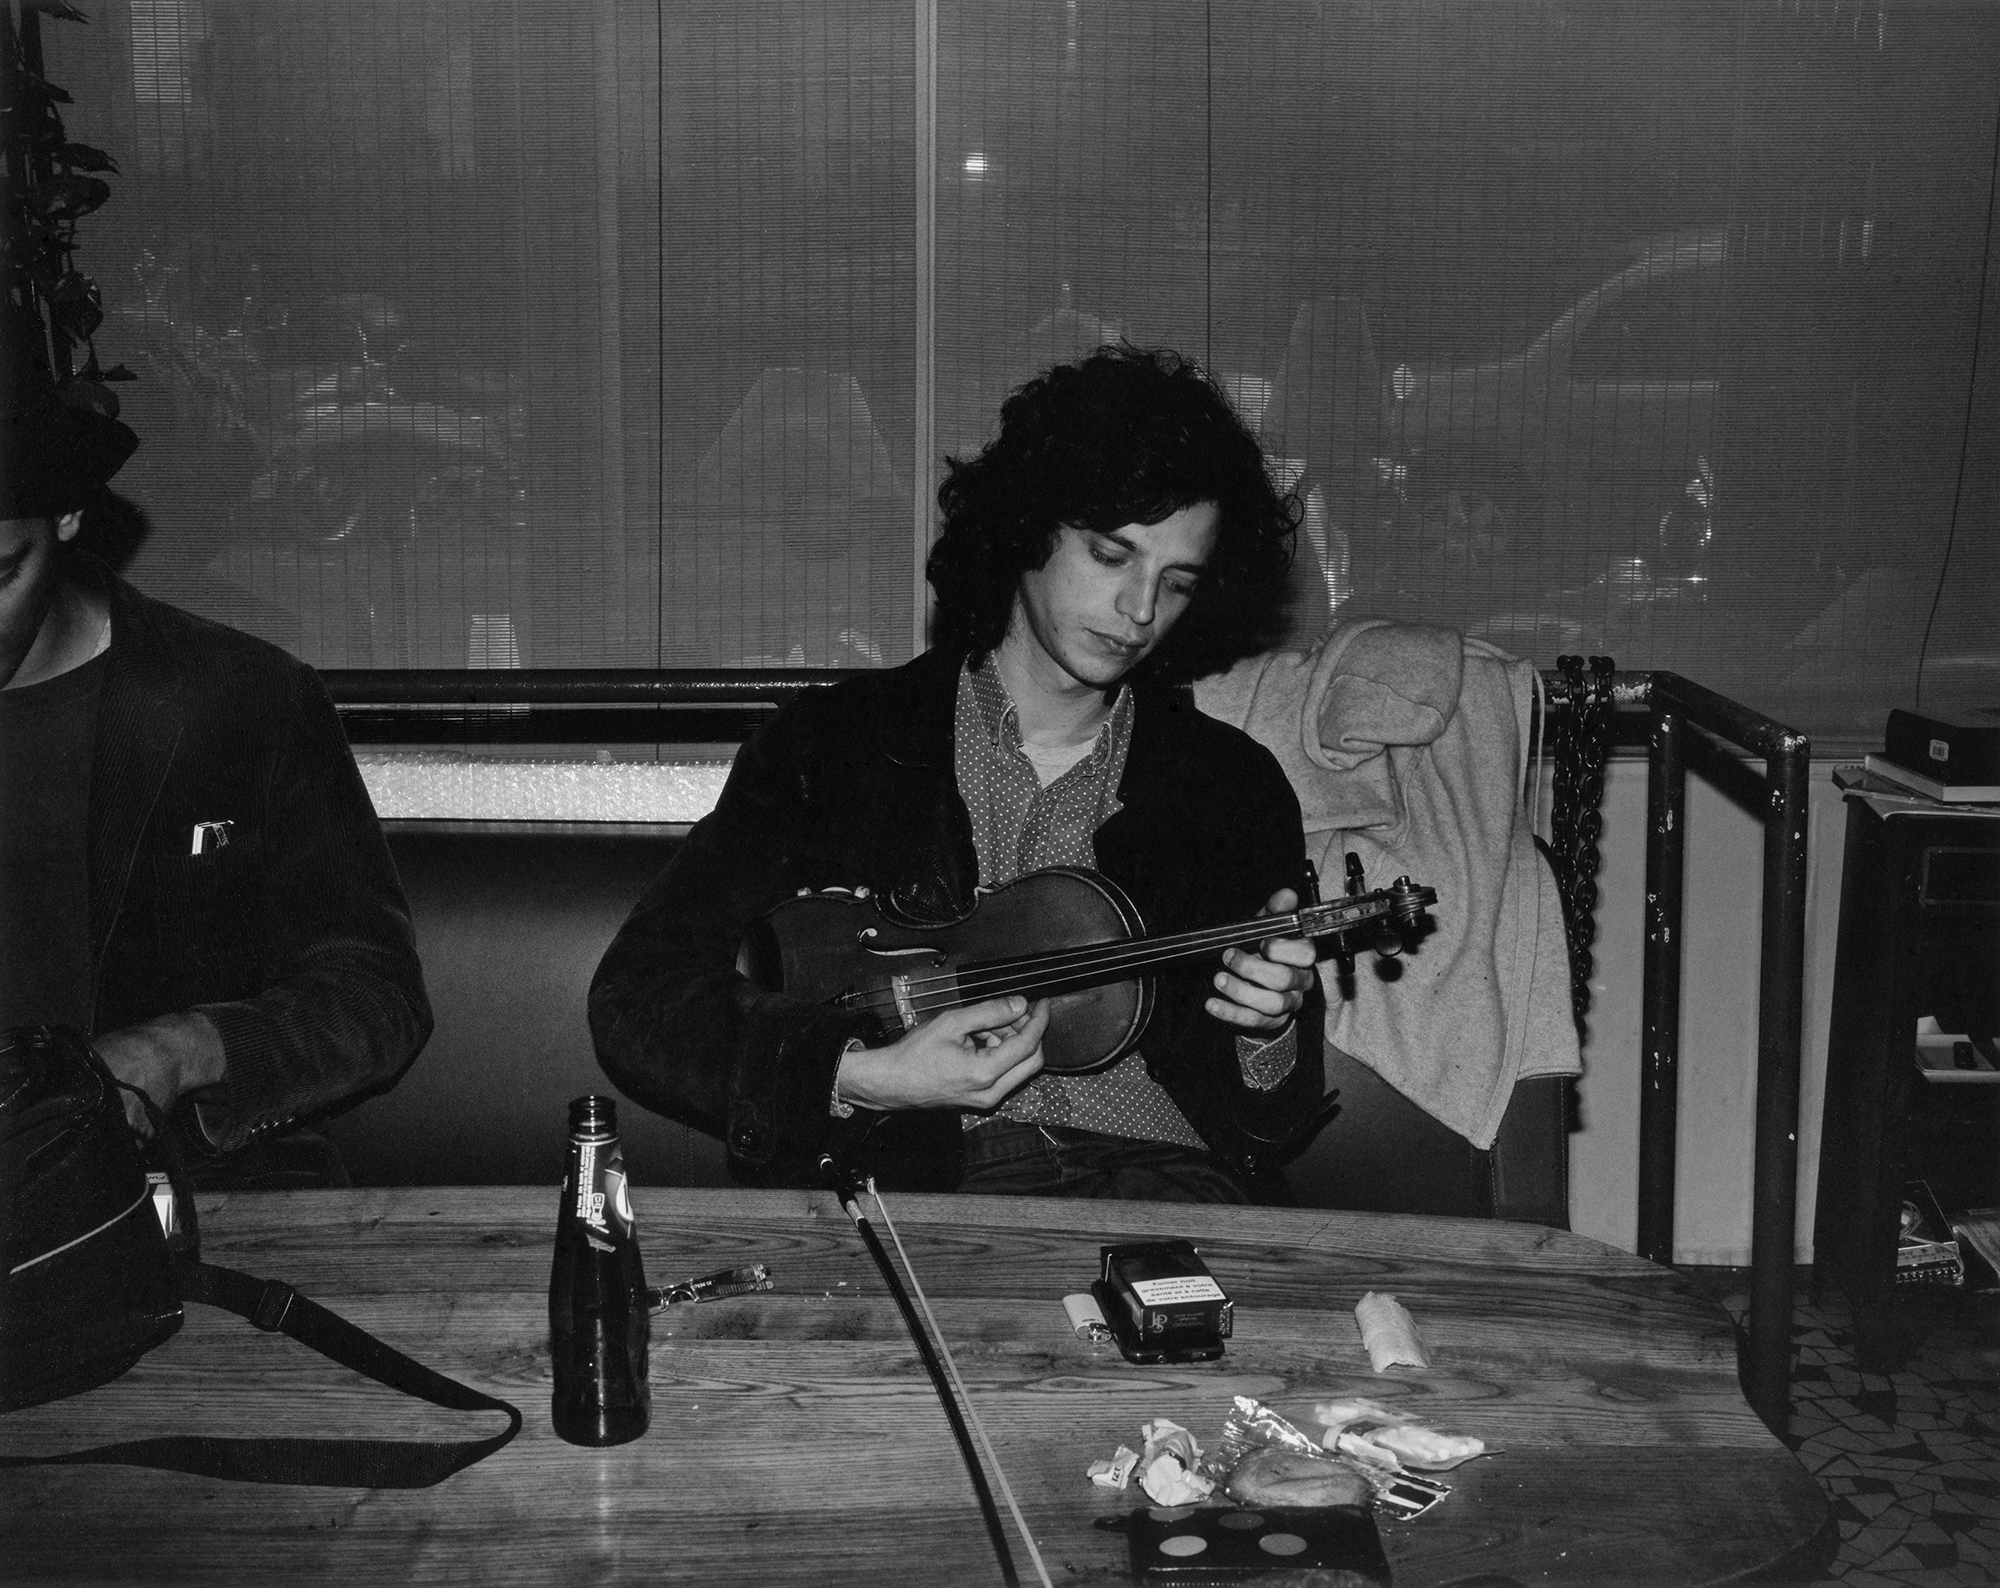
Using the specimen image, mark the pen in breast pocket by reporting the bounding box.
[191,821,234,856]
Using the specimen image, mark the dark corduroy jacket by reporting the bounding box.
[83,561,431,1157]
[588,646,1325,1192]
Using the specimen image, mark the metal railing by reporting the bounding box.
[325,664,1812,1435]
[1542,667,1811,1436]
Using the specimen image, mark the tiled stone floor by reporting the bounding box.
[1686,1270,2000,1588]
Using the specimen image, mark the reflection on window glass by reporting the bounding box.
[43,0,1998,739]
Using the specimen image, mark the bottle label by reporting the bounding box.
[572,1136,635,1250]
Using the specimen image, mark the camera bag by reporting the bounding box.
[0,1024,183,1410]
[0,1025,521,1485]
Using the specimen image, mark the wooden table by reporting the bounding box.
[0,1188,1829,1586]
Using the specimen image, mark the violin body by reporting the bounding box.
[738,865,1437,1078]
[739,869,1151,1075]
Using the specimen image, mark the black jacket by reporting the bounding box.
[589,647,1325,1191]
[85,562,432,1156]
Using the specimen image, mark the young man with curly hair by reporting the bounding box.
[590,346,1326,1202]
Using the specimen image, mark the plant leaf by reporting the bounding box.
[22,0,92,20]
[52,269,102,306]
[53,294,104,341]
[57,378,120,420]
[18,210,65,243]
[36,173,110,220]
[101,364,138,381]
[58,141,118,174]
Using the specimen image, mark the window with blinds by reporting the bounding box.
[43,0,1999,743]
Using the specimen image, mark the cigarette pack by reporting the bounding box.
[1093,1240,1232,1365]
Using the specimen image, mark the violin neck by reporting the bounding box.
[968,895,1388,1005]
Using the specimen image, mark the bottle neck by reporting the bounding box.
[568,1094,618,1136]
[564,1124,633,1244]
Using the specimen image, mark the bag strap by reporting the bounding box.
[1,1257,523,1487]
[3,1045,522,1487]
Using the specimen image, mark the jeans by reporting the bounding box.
[958,1118,1261,1204]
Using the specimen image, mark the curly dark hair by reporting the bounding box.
[927,344,1298,681]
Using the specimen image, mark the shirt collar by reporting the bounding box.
[964,652,1018,749]
[963,653,1132,764]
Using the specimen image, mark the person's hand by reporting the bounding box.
[835,994,1049,1112]
[93,1014,227,1138]
[1206,887,1316,1034]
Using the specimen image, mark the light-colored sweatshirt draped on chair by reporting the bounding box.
[1194,618,1582,1149]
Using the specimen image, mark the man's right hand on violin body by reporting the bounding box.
[833,995,1050,1113]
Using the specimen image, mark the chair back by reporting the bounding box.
[1283,655,1619,1226]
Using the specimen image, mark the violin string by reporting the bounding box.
[834,943,1187,1021]
[837,937,1294,1026]
[840,899,1389,1015]
[867,1178,1055,1588]
[936,927,1292,1004]
[843,906,1336,1006]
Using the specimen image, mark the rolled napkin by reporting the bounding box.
[1354,1291,1431,1372]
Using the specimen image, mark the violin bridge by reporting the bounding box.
[860,942,951,1031]
[890,975,919,1031]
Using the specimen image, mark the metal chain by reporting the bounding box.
[1548,655,1615,1037]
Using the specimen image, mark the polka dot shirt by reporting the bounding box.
[953,658,1294,1146]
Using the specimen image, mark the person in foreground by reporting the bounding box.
[0,362,432,1189]
[591,345,1328,1202]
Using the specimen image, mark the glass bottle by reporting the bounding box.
[549,1095,650,1446]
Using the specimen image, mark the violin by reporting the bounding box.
[738,866,1436,1076]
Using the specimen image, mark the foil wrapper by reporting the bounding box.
[1210,1394,1325,1474]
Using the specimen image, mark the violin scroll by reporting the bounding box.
[1326,855,1436,962]
[1388,876,1437,929]
[1376,875,1438,958]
